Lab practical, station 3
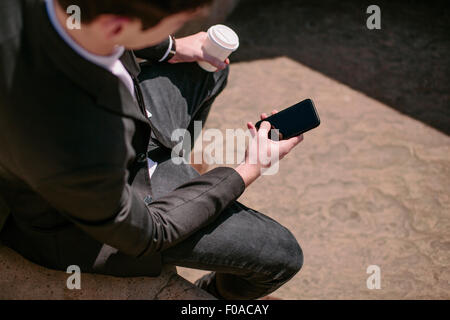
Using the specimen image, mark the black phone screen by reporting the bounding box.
[255,99,321,139]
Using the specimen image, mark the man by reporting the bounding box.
[0,0,303,299]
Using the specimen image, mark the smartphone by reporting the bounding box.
[255,99,321,140]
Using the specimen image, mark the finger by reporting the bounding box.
[259,121,271,131]
[260,113,268,120]
[280,134,304,151]
[292,134,304,146]
[203,52,227,70]
[247,122,257,138]
[225,58,230,65]
[258,121,271,138]
[271,109,278,115]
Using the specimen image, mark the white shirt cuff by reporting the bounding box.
[158,36,173,62]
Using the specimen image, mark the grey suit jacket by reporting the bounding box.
[0,0,245,276]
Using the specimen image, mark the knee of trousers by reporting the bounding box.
[269,227,304,284]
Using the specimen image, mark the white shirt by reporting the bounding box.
[45,0,158,178]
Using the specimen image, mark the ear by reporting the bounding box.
[93,15,132,39]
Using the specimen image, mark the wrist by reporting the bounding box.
[235,162,261,188]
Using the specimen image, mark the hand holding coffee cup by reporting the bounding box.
[198,24,239,72]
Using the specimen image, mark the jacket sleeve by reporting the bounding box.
[31,165,245,257]
[134,36,172,63]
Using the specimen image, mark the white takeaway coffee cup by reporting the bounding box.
[198,24,240,72]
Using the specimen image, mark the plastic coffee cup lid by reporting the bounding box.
[208,25,239,51]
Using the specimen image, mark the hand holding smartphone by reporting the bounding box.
[236,99,318,186]
[255,99,321,140]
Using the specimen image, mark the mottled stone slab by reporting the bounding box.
[178,57,450,299]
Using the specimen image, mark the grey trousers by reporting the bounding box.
[138,62,303,300]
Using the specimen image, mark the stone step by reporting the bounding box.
[0,245,215,300]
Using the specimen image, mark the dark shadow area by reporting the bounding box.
[223,0,450,134]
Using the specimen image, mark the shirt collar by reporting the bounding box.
[45,0,125,70]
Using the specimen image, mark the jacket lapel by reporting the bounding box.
[120,50,141,78]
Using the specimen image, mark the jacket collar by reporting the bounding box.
[45,0,126,72]
[35,0,148,124]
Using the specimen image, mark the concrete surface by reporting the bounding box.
[178,0,449,300]
[0,245,214,300]
[178,56,450,299]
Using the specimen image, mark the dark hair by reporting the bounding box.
[57,0,213,28]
